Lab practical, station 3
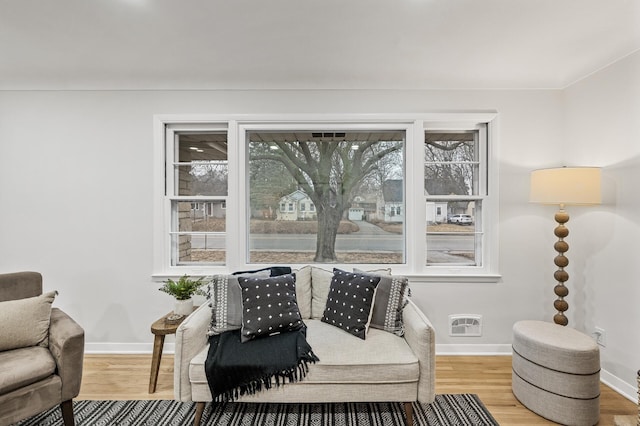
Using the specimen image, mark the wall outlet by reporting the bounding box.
[593,327,606,347]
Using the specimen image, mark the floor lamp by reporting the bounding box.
[530,167,601,326]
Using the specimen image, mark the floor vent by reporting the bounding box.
[449,314,482,337]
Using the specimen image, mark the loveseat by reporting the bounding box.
[174,266,436,426]
[0,272,85,426]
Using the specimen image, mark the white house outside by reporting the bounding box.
[277,189,316,221]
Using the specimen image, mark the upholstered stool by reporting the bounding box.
[512,320,600,426]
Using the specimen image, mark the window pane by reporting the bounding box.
[175,134,228,196]
[247,130,405,264]
[171,200,226,265]
[424,132,479,196]
[426,199,480,266]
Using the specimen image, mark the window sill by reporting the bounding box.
[405,273,502,284]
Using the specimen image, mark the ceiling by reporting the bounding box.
[1,0,639,90]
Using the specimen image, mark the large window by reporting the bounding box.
[247,130,405,264]
[154,115,498,281]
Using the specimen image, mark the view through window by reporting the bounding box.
[247,130,405,264]
[425,129,485,266]
[170,132,228,266]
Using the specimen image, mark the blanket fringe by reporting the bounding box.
[213,350,319,403]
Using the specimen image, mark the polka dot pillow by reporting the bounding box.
[321,269,381,339]
[238,274,303,342]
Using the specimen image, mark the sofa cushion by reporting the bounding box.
[292,266,312,319]
[0,290,56,352]
[356,269,410,336]
[189,319,419,386]
[205,271,270,336]
[0,346,57,394]
[321,269,380,340]
[310,267,334,319]
[238,274,303,342]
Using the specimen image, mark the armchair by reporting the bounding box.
[0,272,84,426]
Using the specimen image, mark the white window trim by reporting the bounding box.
[153,113,500,282]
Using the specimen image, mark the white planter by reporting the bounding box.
[174,298,193,316]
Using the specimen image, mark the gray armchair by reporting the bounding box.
[0,272,84,426]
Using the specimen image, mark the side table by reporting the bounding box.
[149,311,190,393]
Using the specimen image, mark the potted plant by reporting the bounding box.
[159,275,208,316]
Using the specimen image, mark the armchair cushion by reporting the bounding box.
[0,290,57,351]
[0,347,56,394]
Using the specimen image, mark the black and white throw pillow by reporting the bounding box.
[354,269,411,336]
[321,269,381,340]
[206,270,270,336]
[238,274,304,342]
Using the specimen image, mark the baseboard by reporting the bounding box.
[600,369,638,403]
[436,343,512,355]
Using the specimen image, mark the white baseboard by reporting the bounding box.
[436,343,512,355]
[600,369,638,403]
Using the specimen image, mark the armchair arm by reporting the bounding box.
[174,303,211,401]
[403,299,436,404]
[48,308,85,401]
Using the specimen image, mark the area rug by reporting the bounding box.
[15,394,499,425]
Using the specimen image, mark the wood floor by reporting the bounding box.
[78,354,637,425]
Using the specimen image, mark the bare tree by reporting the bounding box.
[250,135,402,262]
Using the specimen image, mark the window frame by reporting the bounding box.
[153,113,499,282]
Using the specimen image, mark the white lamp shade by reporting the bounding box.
[530,167,601,205]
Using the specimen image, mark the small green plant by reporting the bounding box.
[159,275,207,300]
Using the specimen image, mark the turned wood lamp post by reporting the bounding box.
[530,167,601,326]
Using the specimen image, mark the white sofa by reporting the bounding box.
[174,266,436,426]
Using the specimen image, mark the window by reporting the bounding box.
[424,126,487,268]
[154,114,498,281]
[246,129,405,264]
[157,124,229,268]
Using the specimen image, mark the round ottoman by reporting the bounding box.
[512,320,600,426]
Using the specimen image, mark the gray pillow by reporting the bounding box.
[0,291,57,352]
[355,269,410,336]
[321,269,380,340]
[206,271,270,336]
[238,274,303,342]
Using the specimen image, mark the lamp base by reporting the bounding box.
[553,208,570,326]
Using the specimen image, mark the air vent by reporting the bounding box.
[449,314,482,337]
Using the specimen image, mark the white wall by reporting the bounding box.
[563,50,640,399]
[0,90,563,353]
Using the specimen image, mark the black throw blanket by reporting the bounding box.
[204,327,319,402]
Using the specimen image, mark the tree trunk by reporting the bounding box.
[314,206,342,262]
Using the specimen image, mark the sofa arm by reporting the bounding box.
[48,307,85,402]
[403,299,436,404]
[174,303,211,401]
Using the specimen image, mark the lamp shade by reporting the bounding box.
[530,167,601,205]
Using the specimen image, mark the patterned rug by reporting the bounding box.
[15,394,499,425]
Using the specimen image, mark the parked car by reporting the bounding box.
[448,214,473,225]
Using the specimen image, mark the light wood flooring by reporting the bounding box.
[78,354,637,425]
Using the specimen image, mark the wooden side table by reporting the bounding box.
[149,311,189,393]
